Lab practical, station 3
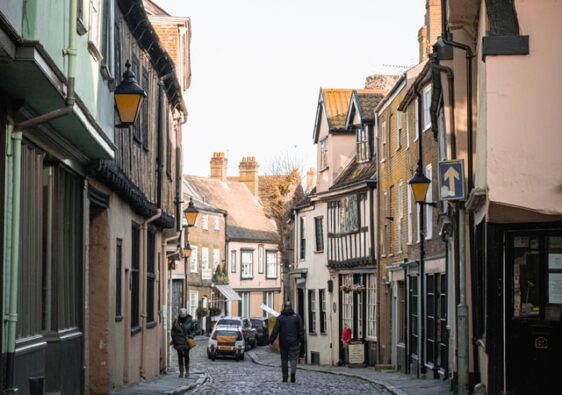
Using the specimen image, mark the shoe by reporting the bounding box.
[282,377,288,382]
[178,373,183,378]
[290,373,295,383]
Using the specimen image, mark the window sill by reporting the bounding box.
[131,326,142,336]
[146,321,157,329]
[314,250,324,254]
[308,332,317,336]
[241,277,254,281]
[423,125,431,133]
[77,18,87,36]
[319,166,329,173]
[320,331,328,336]
[115,315,123,323]
[265,276,278,280]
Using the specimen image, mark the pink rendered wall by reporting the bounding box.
[485,0,562,216]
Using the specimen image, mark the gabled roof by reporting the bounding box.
[375,61,428,115]
[313,88,353,143]
[329,156,377,192]
[345,89,385,128]
[184,175,279,243]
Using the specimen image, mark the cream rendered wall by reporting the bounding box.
[228,240,281,316]
[485,0,562,217]
[296,201,335,365]
[316,113,356,193]
[106,196,164,386]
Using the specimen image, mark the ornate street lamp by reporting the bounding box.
[408,167,431,204]
[183,240,192,259]
[184,197,199,227]
[114,60,146,127]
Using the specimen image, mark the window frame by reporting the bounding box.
[319,289,327,334]
[422,85,432,132]
[115,238,123,321]
[425,164,433,239]
[230,250,237,273]
[319,138,328,170]
[190,245,198,273]
[266,250,278,279]
[308,289,317,334]
[240,249,254,280]
[258,244,265,274]
[131,222,141,334]
[314,216,324,252]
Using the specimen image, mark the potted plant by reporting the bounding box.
[208,306,222,318]
[195,306,208,320]
[340,283,352,293]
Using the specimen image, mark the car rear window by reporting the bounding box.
[251,320,264,327]
[212,330,242,340]
[217,319,240,326]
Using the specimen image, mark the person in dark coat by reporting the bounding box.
[170,308,194,378]
[269,301,304,383]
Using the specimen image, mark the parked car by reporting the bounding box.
[207,326,245,361]
[215,316,257,349]
[251,317,271,346]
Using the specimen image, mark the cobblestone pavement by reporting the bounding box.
[112,337,450,395]
[188,343,391,395]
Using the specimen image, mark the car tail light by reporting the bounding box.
[210,345,215,351]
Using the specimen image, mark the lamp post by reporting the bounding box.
[182,197,199,313]
[114,60,147,127]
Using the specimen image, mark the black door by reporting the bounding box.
[506,231,562,394]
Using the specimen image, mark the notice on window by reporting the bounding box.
[548,253,562,270]
[549,273,562,304]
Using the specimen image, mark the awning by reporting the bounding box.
[215,285,242,301]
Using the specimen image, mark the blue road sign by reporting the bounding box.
[438,160,465,201]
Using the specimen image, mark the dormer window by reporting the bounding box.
[320,139,328,170]
[357,126,369,162]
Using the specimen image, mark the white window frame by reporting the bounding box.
[190,246,198,273]
[264,291,274,317]
[398,181,404,252]
[381,120,387,161]
[230,250,236,273]
[425,164,433,239]
[407,187,413,245]
[396,111,402,151]
[357,126,369,162]
[240,292,250,318]
[422,85,432,132]
[213,248,220,269]
[214,215,220,230]
[241,250,253,279]
[366,274,376,339]
[258,244,265,274]
[266,250,278,279]
[202,214,208,230]
[414,99,419,141]
[342,274,354,333]
[320,139,328,170]
[405,108,410,149]
[201,247,209,270]
[189,291,199,318]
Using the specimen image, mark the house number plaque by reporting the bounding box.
[534,336,549,350]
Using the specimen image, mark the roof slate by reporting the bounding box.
[329,157,377,191]
[184,176,278,243]
[353,89,385,123]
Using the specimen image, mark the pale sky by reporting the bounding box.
[154,0,425,177]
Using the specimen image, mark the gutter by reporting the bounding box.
[4,0,78,392]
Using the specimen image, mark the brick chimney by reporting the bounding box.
[419,0,442,62]
[238,156,259,195]
[210,152,228,181]
[306,168,316,192]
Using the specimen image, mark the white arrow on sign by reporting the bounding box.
[443,166,460,195]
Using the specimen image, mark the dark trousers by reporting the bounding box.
[280,345,300,379]
[176,348,190,370]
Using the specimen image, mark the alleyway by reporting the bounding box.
[113,336,450,395]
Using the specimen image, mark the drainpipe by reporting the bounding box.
[157,81,164,208]
[435,36,473,395]
[162,232,181,369]
[4,0,78,392]
[139,209,162,379]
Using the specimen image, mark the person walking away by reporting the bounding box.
[269,301,304,383]
[170,308,194,378]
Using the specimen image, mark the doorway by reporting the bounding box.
[505,231,562,394]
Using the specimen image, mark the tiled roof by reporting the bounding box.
[329,157,377,191]
[353,89,385,123]
[322,89,353,131]
[184,175,278,243]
